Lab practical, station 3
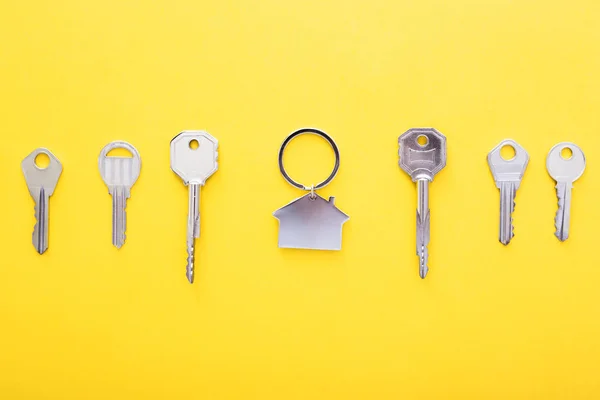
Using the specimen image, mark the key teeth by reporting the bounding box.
[554,185,566,241]
[32,204,39,252]
[416,210,430,279]
[505,199,515,244]
[186,240,195,284]
[114,224,126,249]
[32,213,45,255]
[113,226,126,249]
[114,236,125,249]
[511,197,515,240]
[419,245,429,279]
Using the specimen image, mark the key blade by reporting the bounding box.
[185,184,201,284]
[499,181,516,245]
[554,181,572,242]
[111,186,128,249]
[188,184,201,239]
[415,179,431,278]
[32,188,50,254]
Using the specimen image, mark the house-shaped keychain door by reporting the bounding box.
[273,193,349,250]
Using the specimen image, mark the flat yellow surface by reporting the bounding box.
[1,1,600,398]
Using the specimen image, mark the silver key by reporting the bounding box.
[487,139,529,245]
[21,148,63,254]
[99,141,141,249]
[171,131,218,284]
[546,142,586,241]
[398,128,447,279]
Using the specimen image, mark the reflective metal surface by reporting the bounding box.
[487,139,529,245]
[546,142,586,241]
[398,128,447,279]
[171,130,219,284]
[22,148,63,254]
[99,141,141,249]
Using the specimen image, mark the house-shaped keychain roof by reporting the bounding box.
[273,194,349,251]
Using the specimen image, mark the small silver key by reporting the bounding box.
[487,139,529,245]
[546,142,586,241]
[22,148,63,254]
[99,141,141,249]
[398,128,447,279]
[171,131,218,284]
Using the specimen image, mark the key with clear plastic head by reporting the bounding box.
[99,141,142,249]
[546,142,586,242]
[171,131,218,284]
[487,140,529,245]
[398,128,447,279]
[21,148,63,254]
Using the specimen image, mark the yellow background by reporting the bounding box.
[1,0,599,398]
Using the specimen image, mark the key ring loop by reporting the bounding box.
[278,127,340,191]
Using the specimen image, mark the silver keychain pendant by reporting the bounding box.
[273,128,349,251]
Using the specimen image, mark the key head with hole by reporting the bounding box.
[171,130,219,185]
[547,142,586,183]
[22,148,63,196]
[398,128,447,181]
[487,139,529,188]
[99,141,141,189]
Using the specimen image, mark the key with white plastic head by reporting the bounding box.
[99,141,141,249]
[398,128,447,279]
[21,148,63,254]
[487,139,529,245]
[170,131,218,284]
[546,142,586,242]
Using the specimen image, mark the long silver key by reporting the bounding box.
[398,128,447,279]
[487,139,529,245]
[21,148,63,254]
[546,142,586,241]
[99,141,141,249]
[171,131,218,284]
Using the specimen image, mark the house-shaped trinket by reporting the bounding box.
[273,193,349,250]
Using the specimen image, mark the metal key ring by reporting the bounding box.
[278,127,340,190]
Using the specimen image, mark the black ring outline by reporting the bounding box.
[278,128,340,190]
